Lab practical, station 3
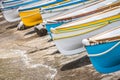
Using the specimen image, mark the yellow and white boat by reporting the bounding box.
[1,0,41,22]
[18,0,89,28]
[48,0,119,21]
[51,6,120,55]
[35,0,119,37]
[17,0,72,29]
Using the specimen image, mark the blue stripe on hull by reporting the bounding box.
[2,0,24,6]
[45,22,64,38]
[19,0,64,12]
[3,0,21,4]
[2,0,40,10]
[44,0,87,11]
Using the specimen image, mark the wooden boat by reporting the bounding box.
[82,26,120,73]
[0,0,27,8]
[51,6,120,55]
[18,0,95,30]
[1,0,40,22]
[1,0,71,23]
[2,0,23,5]
[34,0,96,36]
[0,0,24,7]
[2,0,32,8]
[2,0,22,2]
[17,0,73,29]
[48,0,119,21]
[41,0,87,11]
[18,0,87,27]
[0,0,21,3]
[18,0,72,20]
[2,0,24,5]
[18,0,68,12]
[35,0,90,21]
[19,8,43,27]
[1,0,40,9]
[41,0,92,19]
[44,0,119,37]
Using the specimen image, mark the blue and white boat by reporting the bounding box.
[0,0,22,3]
[0,0,23,7]
[1,0,72,22]
[18,0,65,12]
[2,0,25,7]
[42,0,87,11]
[18,0,88,29]
[1,0,39,10]
[43,0,118,38]
[19,0,87,19]
[2,0,24,4]
[82,26,120,73]
[1,0,40,22]
[50,6,120,55]
[40,0,89,20]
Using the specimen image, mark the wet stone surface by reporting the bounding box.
[0,13,120,80]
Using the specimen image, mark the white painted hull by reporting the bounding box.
[51,7,120,55]
[48,0,118,21]
[35,0,97,29]
[83,25,120,46]
[19,0,54,11]
[2,9,20,22]
[41,2,88,19]
[1,0,94,22]
[1,1,21,22]
[1,0,50,22]
[53,21,120,55]
[54,7,120,29]
[2,0,25,7]
[2,0,32,8]
[42,11,64,20]
[41,0,95,12]
[89,27,120,43]
[2,0,77,22]
[42,0,96,20]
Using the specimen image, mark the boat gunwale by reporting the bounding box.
[54,0,120,21]
[52,14,120,40]
[51,6,120,34]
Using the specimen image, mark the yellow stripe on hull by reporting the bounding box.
[19,0,75,27]
[53,14,120,40]
[19,9,43,27]
[52,14,120,34]
[42,0,70,8]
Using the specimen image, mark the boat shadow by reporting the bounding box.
[6,23,18,30]
[51,50,60,55]
[61,55,91,71]
[24,30,36,36]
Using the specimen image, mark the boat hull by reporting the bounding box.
[2,0,24,7]
[19,0,88,27]
[46,22,64,37]
[52,20,120,55]
[1,0,40,22]
[2,0,70,22]
[19,9,43,27]
[44,0,120,37]
[2,9,20,22]
[85,41,120,73]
